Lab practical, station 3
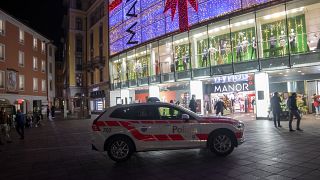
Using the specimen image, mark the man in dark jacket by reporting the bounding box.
[270,92,282,127]
[214,99,227,116]
[287,93,302,132]
[189,95,197,113]
[15,110,25,139]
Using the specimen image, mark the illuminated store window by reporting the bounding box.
[208,20,232,66]
[147,42,160,76]
[190,26,209,69]
[159,37,173,74]
[256,5,287,59]
[119,53,126,82]
[173,32,190,72]
[19,75,24,91]
[126,50,136,81]
[136,46,148,78]
[230,13,257,63]
[111,56,120,83]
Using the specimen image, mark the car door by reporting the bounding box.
[128,105,165,150]
[157,105,201,148]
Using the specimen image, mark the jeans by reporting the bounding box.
[289,110,301,130]
[315,106,320,115]
[272,111,281,127]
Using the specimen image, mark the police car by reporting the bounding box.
[91,102,245,162]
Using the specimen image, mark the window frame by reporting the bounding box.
[33,77,38,92]
[41,79,46,92]
[0,43,5,61]
[19,29,24,44]
[41,60,46,73]
[33,57,38,71]
[33,37,38,50]
[0,19,5,36]
[19,51,24,67]
[19,74,25,91]
[0,70,5,89]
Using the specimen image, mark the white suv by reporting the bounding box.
[91,102,245,162]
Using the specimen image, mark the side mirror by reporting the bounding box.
[182,114,190,121]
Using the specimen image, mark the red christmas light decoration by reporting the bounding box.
[164,0,199,32]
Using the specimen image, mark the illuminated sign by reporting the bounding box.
[207,74,255,93]
[109,0,272,55]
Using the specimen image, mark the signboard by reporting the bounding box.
[108,0,272,55]
[207,74,255,93]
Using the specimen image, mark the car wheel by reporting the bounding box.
[209,131,234,156]
[107,136,134,162]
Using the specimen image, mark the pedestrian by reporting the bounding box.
[313,94,320,115]
[51,106,55,118]
[47,105,50,118]
[0,107,12,144]
[271,92,282,128]
[287,93,302,132]
[214,99,227,116]
[189,95,197,113]
[15,109,25,139]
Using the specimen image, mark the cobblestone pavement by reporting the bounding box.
[1,114,320,180]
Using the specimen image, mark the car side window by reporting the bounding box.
[158,106,183,120]
[135,105,158,120]
[110,107,136,119]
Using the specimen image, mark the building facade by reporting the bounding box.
[47,43,56,109]
[0,9,50,114]
[108,0,320,118]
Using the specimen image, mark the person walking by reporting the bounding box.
[51,106,55,118]
[15,110,25,139]
[214,99,227,116]
[0,107,12,144]
[189,95,197,113]
[287,93,302,132]
[271,92,282,128]
[313,94,320,115]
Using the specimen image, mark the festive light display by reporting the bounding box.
[109,0,272,55]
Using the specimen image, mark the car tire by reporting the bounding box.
[106,136,134,162]
[209,131,235,157]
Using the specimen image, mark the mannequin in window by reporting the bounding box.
[242,37,249,54]
[202,48,208,67]
[183,51,189,70]
[251,37,257,60]
[269,33,277,57]
[209,43,218,66]
[174,56,179,71]
[236,40,242,62]
[135,60,142,78]
[289,29,296,53]
[279,30,286,56]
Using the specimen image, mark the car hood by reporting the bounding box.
[199,116,239,124]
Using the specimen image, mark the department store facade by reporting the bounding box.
[108,0,320,118]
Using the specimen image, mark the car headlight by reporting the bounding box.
[233,121,245,129]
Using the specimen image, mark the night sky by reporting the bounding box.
[0,0,64,45]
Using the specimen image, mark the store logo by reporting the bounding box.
[125,0,138,45]
[213,83,252,93]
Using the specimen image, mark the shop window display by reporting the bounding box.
[147,42,160,76]
[173,33,190,72]
[126,51,136,81]
[136,46,149,78]
[208,21,232,66]
[231,14,257,62]
[159,37,173,74]
[190,27,209,69]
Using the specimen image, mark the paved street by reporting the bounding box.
[1,114,320,180]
